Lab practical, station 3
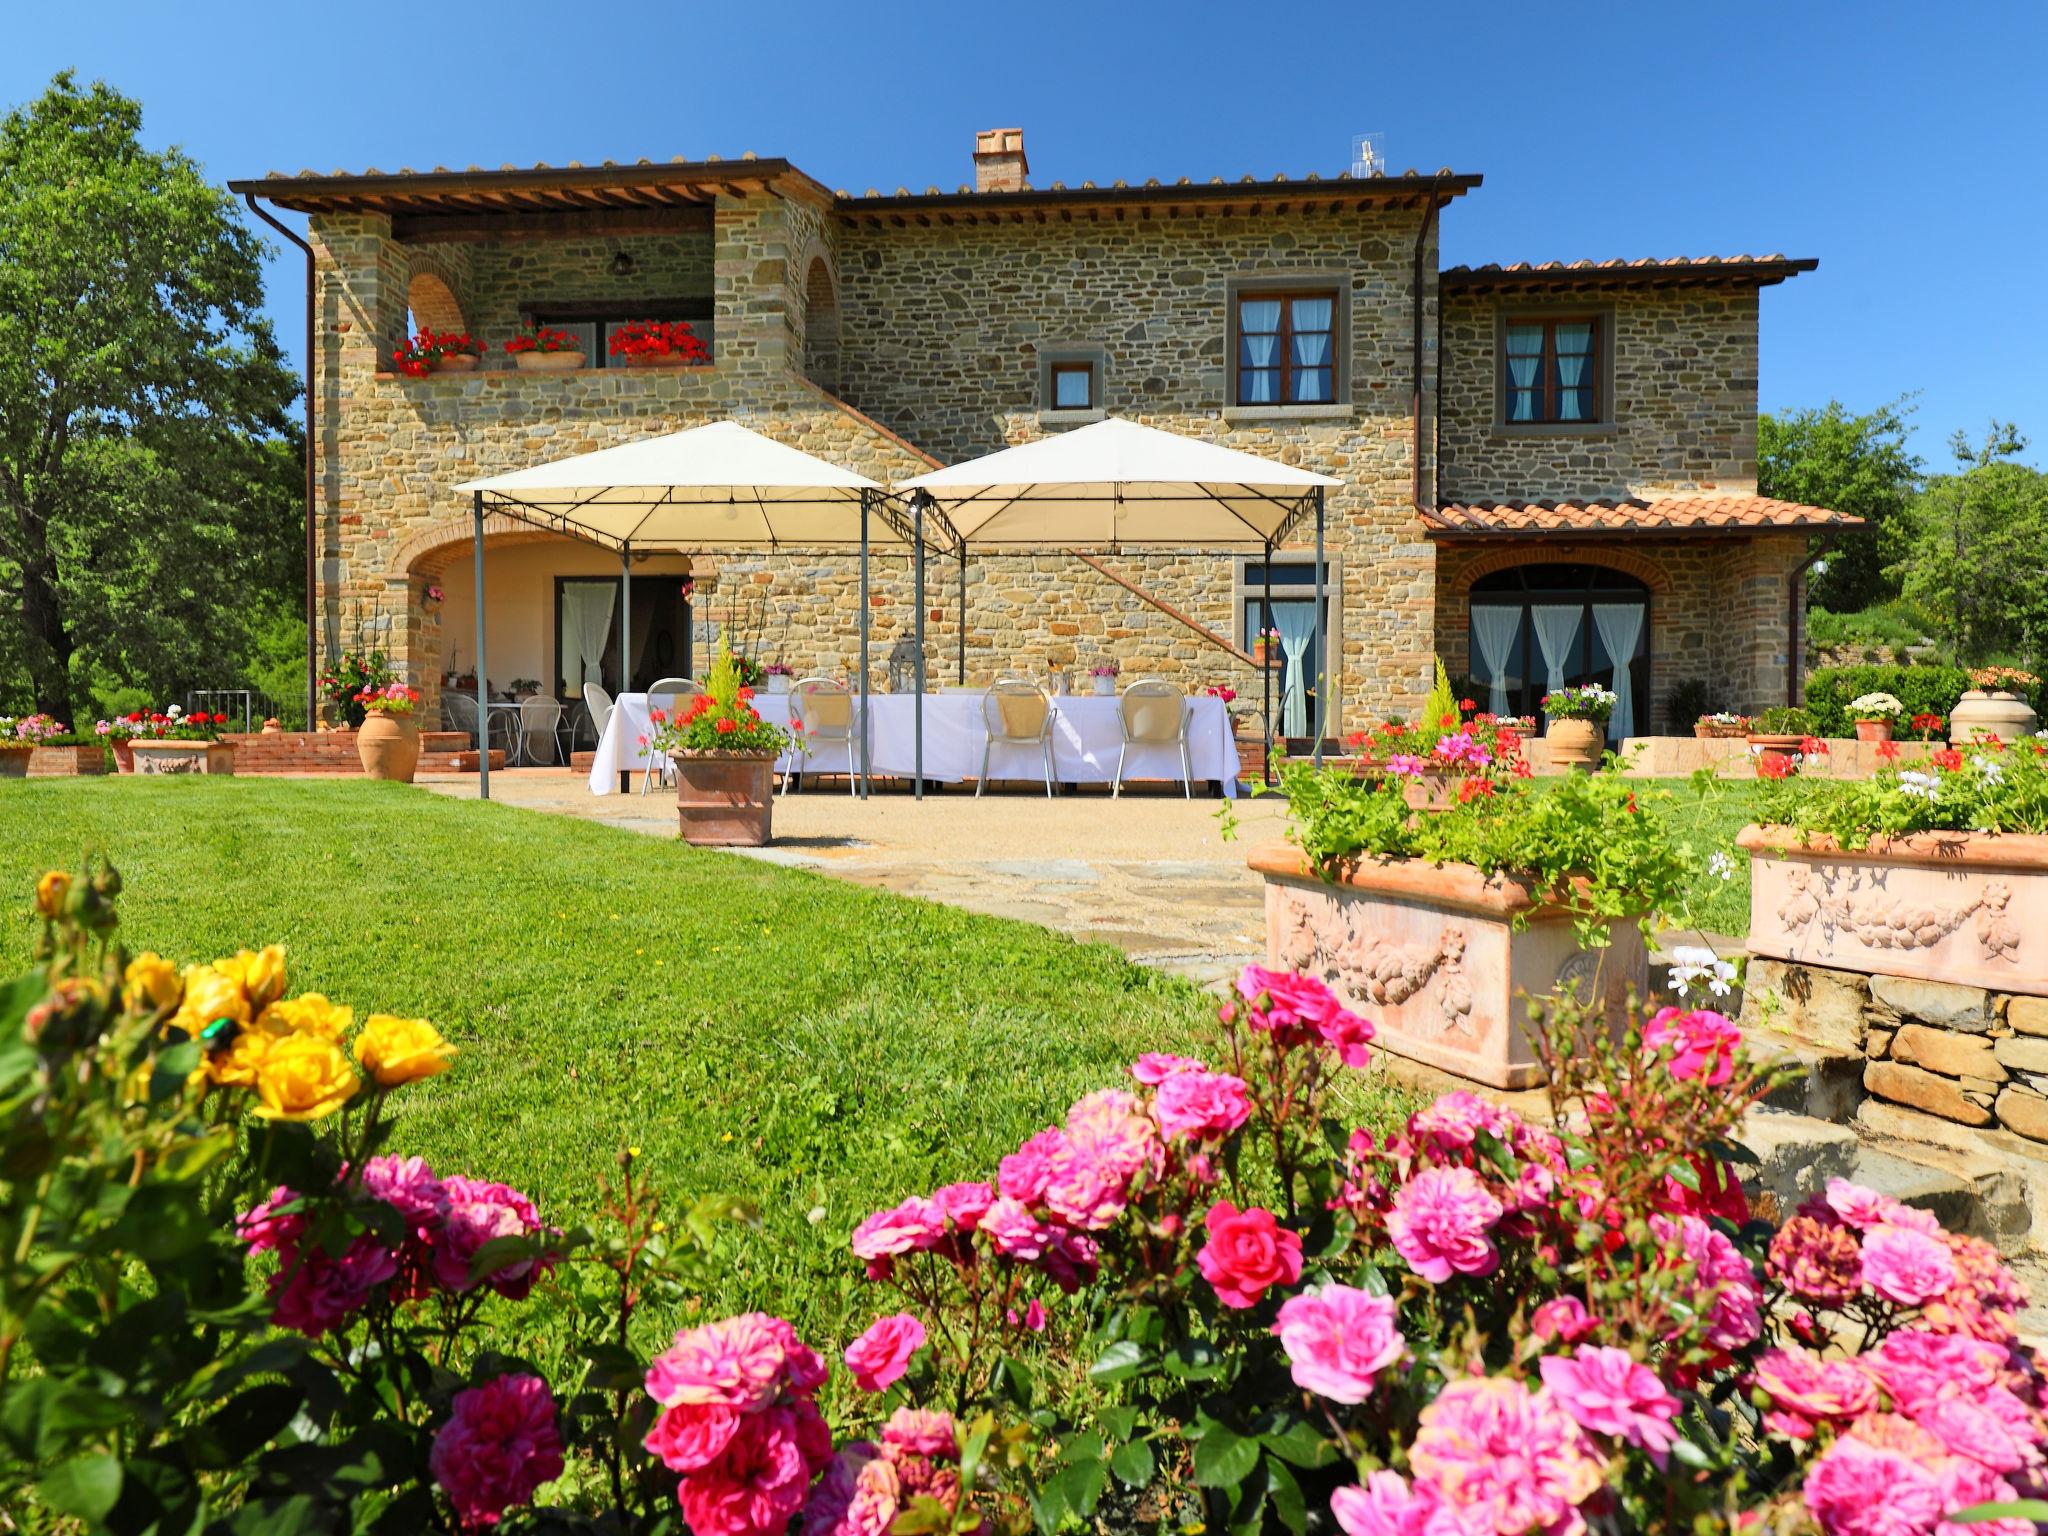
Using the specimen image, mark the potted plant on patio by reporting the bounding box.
[647,637,791,846]
[128,709,235,774]
[1693,711,1754,740]
[320,650,394,728]
[607,319,710,369]
[1540,683,1615,771]
[762,662,794,696]
[26,720,109,777]
[1088,659,1120,697]
[0,714,63,777]
[1847,690,1904,742]
[1747,704,1816,773]
[391,328,486,377]
[504,322,586,372]
[355,681,423,782]
[96,714,144,772]
[1342,670,1531,810]
[1951,664,2042,743]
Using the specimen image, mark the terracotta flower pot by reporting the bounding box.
[1746,733,1806,774]
[130,740,235,775]
[356,713,421,782]
[674,751,776,845]
[1854,719,1895,743]
[1950,690,2040,745]
[622,352,691,368]
[0,745,32,779]
[112,739,136,773]
[429,353,480,373]
[512,350,586,372]
[1545,716,1604,771]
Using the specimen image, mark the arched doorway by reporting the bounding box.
[802,255,840,394]
[1467,563,1651,738]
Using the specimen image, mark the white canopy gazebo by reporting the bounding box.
[898,417,1343,769]
[454,422,932,799]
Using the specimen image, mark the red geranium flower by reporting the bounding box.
[1933,748,1963,772]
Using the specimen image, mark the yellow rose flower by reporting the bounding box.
[352,1014,455,1087]
[257,993,354,1042]
[171,965,251,1036]
[207,1025,275,1088]
[123,952,184,1012]
[215,946,289,1014]
[34,871,71,918]
[252,1033,361,1121]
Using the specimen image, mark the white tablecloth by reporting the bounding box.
[588,691,1242,797]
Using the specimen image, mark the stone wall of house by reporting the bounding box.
[1429,533,1804,726]
[1438,287,1761,504]
[426,231,717,363]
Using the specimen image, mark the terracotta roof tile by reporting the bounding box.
[1442,255,1816,291]
[1423,496,1865,537]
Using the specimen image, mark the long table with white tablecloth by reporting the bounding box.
[587,691,1242,797]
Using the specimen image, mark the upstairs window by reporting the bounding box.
[1236,291,1336,405]
[1050,360,1096,410]
[1504,316,1600,424]
[522,301,713,370]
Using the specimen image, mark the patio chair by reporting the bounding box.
[516,696,566,766]
[640,677,705,794]
[1114,679,1193,798]
[785,678,858,796]
[443,691,516,759]
[978,677,1055,798]
[580,682,614,748]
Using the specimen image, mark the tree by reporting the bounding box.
[1757,397,1922,612]
[0,73,298,721]
[1893,422,2046,665]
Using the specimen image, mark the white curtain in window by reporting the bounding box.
[1239,300,1281,403]
[563,583,615,692]
[1505,326,1542,421]
[1592,602,1644,741]
[1554,322,1593,421]
[1271,600,1318,739]
[1290,298,1333,400]
[1530,604,1583,696]
[1469,606,1521,717]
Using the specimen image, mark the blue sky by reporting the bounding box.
[9,0,2044,468]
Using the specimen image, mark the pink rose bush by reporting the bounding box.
[429,1373,565,1526]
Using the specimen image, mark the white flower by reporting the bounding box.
[1972,754,2005,784]
[1898,770,1940,801]
[1849,692,1904,719]
[1707,850,1736,881]
[1668,945,1738,1000]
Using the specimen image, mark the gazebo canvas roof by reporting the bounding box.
[897,417,1340,549]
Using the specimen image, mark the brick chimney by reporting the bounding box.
[972,128,1029,192]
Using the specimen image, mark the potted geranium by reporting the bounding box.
[1952,664,2041,743]
[1908,709,1946,741]
[1343,669,1531,810]
[1089,660,1120,697]
[503,323,586,373]
[391,329,486,378]
[607,319,710,369]
[1747,704,1816,774]
[355,682,423,782]
[0,714,63,777]
[1248,626,1280,667]
[1540,683,1616,771]
[129,709,235,775]
[646,638,791,846]
[320,650,394,728]
[1693,711,1753,740]
[763,662,795,696]
[20,718,108,777]
[1847,690,1904,742]
[96,714,144,773]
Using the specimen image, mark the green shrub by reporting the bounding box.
[1802,664,1980,736]
[1756,705,1813,734]
[1665,678,1713,732]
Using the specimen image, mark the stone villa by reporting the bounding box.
[233,130,1856,743]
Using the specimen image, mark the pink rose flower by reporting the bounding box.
[678,1402,827,1536]
[1531,1296,1596,1345]
[268,1236,398,1335]
[1006,1298,1048,1332]
[845,1313,927,1394]
[1408,1378,1605,1536]
[1152,1069,1253,1143]
[979,1197,1053,1260]
[362,1153,448,1229]
[850,1197,945,1264]
[1387,1167,1503,1285]
[1642,1006,1742,1086]
[1769,1214,1865,1306]
[1751,1347,1878,1439]
[880,1405,958,1459]
[1866,1330,2005,1414]
[429,1373,564,1528]
[1651,1213,1761,1349]
[1332,1470,1495,1536]
[1130,1052,1205,1084]
[1235,964,1342,1045]
[1042,1145,1133,1230]
[1409,1092,1507,1152]
[998,1127,1064,1202]
[931,1181,993,1232]
[802,1443,893,1536]
[1037,1225,1100,1293]
[1802,1430,1950,1536]
[1861,1224,1959,1308]
[1317,1004,1376,1068]
[1273,1285,1406,1403]
[1195,1199,1303,1309]
[646,1313,809,1412]
[1538,1346,1682,1466]
[237,1185,306,1255]
[645,1402,742,1472]
[432,1176,549,1299]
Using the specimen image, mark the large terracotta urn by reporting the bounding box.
[1949,690,2039,745]
[356,714,421,782]
[1854,718,1895,743]
[1545,717,1604,771]
[674,752,776,845]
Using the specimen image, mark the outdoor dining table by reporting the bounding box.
[586,691,1244,797]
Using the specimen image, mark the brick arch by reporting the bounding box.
[798,249,841,393]
[406,268,468,336]
[1445,544,1674,598]
[391,513,581,580]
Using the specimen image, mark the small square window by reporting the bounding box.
[1234,291,1337,406]
[1503,315,1601,424]
[1051,361,1095,410]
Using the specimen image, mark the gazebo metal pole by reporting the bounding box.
[619,540,634,793]
[957,540,967,685]
[913,493,927,801]
[1312,487,1327,767]
[473,492,489,802]
[858,490,872,799]
[1262,542,1273,783]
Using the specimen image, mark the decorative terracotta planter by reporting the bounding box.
[29,745,107,777]
[129,740,235,775]
[1545,716,1605,771]
[1694,722,1748,740]
[622,352,691,368]
[1737,825,2047,996]
[1746,733,1807,772]
[356,714,421,782]
[1853,719,1895,743]
[0,745,33,779]
[111,739,135,773]
[512,350,586,372]
[1950,690,2039,745]
[429,354,481,374]
[1251,845,1647,1089]
[674,752,777,846]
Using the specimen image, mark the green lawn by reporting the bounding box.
[1633,774,1763,938]
[0,778,1412,1346]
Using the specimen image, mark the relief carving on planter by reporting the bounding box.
[1775,864,2016,964]
[1270,888,1474,1040]
[134,752,203,775]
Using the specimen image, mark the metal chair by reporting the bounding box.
[785,678,858,796]
[1115,680,1193,798]
[443,691,516,759]
[640,678,705,794]
[516,696,566,766]
[978,677,1056,798]
[581,682,614,748]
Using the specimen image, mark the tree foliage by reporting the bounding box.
[0,72,299,720]
[1892,423,2047,667]
[1757,397,1922,611]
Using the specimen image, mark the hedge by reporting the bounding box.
[1802,663,2042,736]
